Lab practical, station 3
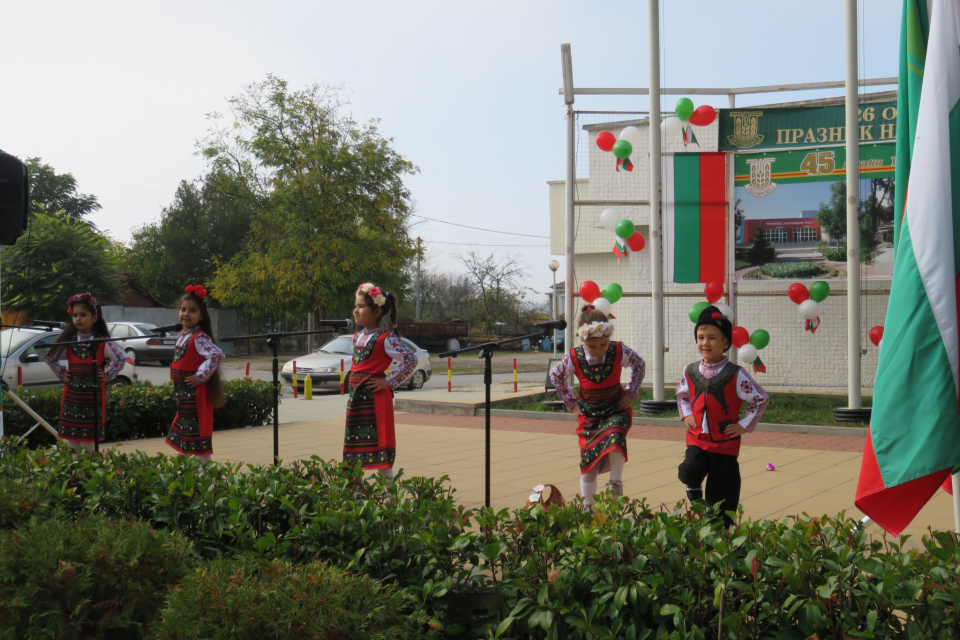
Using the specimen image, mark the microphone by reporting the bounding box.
[318,318,355,330]
[537,319,567,332]
[150,323,183,334]
[34,320,67,330]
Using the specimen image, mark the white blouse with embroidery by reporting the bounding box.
[176,327,224,384]
[354,328,418,390]
[45,332,126,382]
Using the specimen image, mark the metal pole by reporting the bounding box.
[307,314,314,353]
[726,144,737,362]
[648,0,665,402]
[845,0,862,410]
[552,270,558,357]
[416,237,422,321]
[561,44,575,353]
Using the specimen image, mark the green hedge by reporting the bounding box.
[0,516,194,639]
[1,443,959,638]
[757,262,826,279]
[153,557,430,639]
[1,379,273,447]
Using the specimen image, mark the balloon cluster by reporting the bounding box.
[579,280,623,317]
[596,125,642,172]
[788,281,830,333]
[687,282,731,323]
[733,327,770,374]
[599,209,645,259]
[661,99,717,147]
[869,326,884,347]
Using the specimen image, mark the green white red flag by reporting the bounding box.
[855,0,960,535]
[663,152,727,284]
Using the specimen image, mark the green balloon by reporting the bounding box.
[749,329,770,350]
[612,140,632,159]
[809,281,831,303]
[601,283,623,304]
[689,301,710,323]
[675,97,695,122]
[615,219,635,239]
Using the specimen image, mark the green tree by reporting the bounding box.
[817,181,848,247]
[1,210,121,322]
[746,224,775,266]
[25,158,101,220]
[206,76,418,320]
[817,180,882,260]
[127,171,259,305]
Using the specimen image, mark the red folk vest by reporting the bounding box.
[684,362,744,456]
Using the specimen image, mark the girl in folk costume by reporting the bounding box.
[45,293,126,452]
[550,305,646,505]
[164,285,225,463]
[343,283,417,478]
[676,306,768,528]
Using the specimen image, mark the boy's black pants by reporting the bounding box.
[678,445,741,527]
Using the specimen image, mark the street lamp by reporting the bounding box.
[549,260,560,357]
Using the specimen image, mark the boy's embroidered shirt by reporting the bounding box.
[45,332,126,382]
[550,343,646,410]
[354,327,417,390]
[675,356,769,433]
[176,327,224,384]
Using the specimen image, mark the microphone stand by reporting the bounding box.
[220,328,335,465]
[440,328,553,508]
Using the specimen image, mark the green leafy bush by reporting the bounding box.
[0,516,195,639]
[152,556,432,639]
[1,379,273,447]
[757,262,826,279]
[734,260,753,271]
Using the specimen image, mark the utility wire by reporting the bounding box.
[411,214,548,238]
[424,240,549,247]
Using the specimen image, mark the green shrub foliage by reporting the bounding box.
[0,516,194,639]
[1,442,959,638]
[1,379,272,447]
[152,556,431,639]
[757,262,826,279]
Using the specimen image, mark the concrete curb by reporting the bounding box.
[469,408,868,438]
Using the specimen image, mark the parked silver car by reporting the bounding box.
[0,327,137,391]
[281,335,432,391]
[106,322,177,365]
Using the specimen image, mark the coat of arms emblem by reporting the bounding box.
[727,111,765,149]
[745,157,777,197]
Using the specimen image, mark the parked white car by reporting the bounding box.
[0,327,137,391]
[281,335,432,391]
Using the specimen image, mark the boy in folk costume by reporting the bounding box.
[550,305,646,505]
[676,306,769,528]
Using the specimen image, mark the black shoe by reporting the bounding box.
[685,486,703,503]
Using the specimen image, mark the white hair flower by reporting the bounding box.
[358,282,387,307]
[577,321,615,341]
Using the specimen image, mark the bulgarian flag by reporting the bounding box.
[855,0,960,536]
[663,152,727,283]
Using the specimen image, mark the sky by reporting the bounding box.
[0,1,902,301]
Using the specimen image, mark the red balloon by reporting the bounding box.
[596,131,616,152]
[626,232,645,251]
[704,281,724,303]
[788,283,810,305]
[869,326,884,346]
[579,280,601,303]
[688,105,717,127]
[731,326,750,349]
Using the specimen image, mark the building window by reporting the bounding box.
[763,228,787,243]
[793,227,818,242]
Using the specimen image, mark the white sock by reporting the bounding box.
[581,469,599,505]
[608,452,625,483]
[69,440,95,453]
[378,467,395,479]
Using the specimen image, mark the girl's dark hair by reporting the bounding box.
[51,301,111,359]
[360,289,400,335]
[177,291,227,408]
[578,304,609,328]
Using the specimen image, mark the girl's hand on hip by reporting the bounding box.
[61,372,71,382]
[617,396,635,411]
[571,404,582,416]
[683,415,698,430]
[366,378,391,393]
[184,375,199,387]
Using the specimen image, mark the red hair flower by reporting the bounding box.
[66,292,98,313]
[185,285,208,299]
[711,312,721,320]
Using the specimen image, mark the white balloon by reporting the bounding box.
[599,209,619,233]
[714,303,733,319]
[799,299,820,320]
[591,297,613,315]
[661,116,685,139]
[738,344,758,364]
[618,125,643,150]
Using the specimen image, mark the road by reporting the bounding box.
[131,363,546,399]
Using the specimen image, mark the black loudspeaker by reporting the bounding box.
[0,150,29,246]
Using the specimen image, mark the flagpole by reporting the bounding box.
[561,45,575,354]
[649,0,665,403]
[845,0,862,413]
